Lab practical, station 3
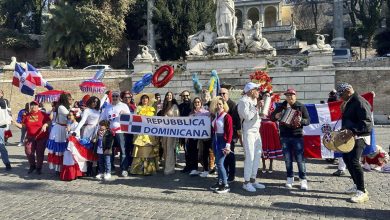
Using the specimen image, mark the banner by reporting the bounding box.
[120,114,211,139]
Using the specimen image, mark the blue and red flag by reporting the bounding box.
[26,63,53,90]
[12,63,36,96]
[303,92,376,158]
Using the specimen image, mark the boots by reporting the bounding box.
[5,163,11,171]
[209,149,215,174]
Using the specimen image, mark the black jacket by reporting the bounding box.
[178,101,191,116]
[271,100,310,137]
[226,99,241,139]
[342,93,372,136]
[93,131,114,154]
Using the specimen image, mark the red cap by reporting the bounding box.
[81,94,90,106]
[284,88,296,95]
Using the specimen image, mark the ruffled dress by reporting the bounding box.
[260,103,283,159]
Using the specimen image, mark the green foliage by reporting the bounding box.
[50,57,68,68]
[125,0,147,41]
[374,29,390,56]
[0,28,40,49]
[153,0,216,60]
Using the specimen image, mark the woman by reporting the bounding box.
[160,92,180,175]
[47,93,73,173]
[187,97,211,177]
[209,97,233,193]
[13,101,50,174]
[61,97,101,180]
[130,94,158,175]
[259,92,282,173]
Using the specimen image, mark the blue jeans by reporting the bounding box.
[112,133,133,172]
[98,154,111,174]
[280,137,306,179]
[213,134,228,185]
[0,143,10,165]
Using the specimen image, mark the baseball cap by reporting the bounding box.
[284,88,296,95]
[336,83,352,96]
[243,82,260,93]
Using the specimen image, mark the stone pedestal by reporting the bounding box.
[308,51,334,67]
[133,60,154,73]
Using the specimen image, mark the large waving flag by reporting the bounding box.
[27,63,53,90]
[303,92,375,158]
[12,63,36,96]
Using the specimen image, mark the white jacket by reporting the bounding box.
[237,95,261,133]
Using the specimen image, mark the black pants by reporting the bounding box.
[186,139,198,171]
[201,139,212,171]
[342,138,366,192]
[224,141,236,181]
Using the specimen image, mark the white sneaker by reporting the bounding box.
[252,182,266,189]
[243,183,256,192]
[95,174,103,180]
[104,173,111,180]
[350,190,369,203]
[199,171,209,178]
[17,142,23,147]
[189,170,199,176]
[300,179,308,190]
[286,177,294,189]
[345,185,357,194]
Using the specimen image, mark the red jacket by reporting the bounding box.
[212,112,233,145]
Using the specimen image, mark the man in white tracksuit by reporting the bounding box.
[237,82,266,192]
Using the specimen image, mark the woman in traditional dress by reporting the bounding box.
[130,94,158,175]
[47,93,73,174]
[160,92,180,175]
[260,91,283,173]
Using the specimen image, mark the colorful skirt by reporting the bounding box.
[130,144,159,175]
[260,120,283,159]
[47,124,68,171]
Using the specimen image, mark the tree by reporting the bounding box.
[292,0,331,32]
[374,0,390,56]
[152,0,215,60]
[125,0,147,42]
[29,0,48,34]
[352,0,384,43]
[0,0,30,32]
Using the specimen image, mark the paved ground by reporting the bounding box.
[1,126,389,219]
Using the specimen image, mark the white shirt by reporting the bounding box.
[55,105,70,124]
[74,108,101,139]
[237,95,261,132]
[101,102,130,133]
[212,112,226,134]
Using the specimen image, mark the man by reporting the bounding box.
[271,88,310,190]
[186,22,217,56]
[0,90,11,170]
[336,83,372,203]
[153,93,162,115]
[237,82,265,192]
[219,88,240,182]
[101,91,132,177]
[178,90,193,173]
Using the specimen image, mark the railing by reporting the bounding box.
[266,56,308,68]
[270,39,299,49]
[153,61,187,73]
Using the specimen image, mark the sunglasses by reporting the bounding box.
[112,95,119,98]
[219,93,226,95]
[124,96,131,99]
[182,94,189,97]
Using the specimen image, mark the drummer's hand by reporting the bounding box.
[257,100,264,108]
[275,112,282,119]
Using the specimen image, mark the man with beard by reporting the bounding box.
[179,90,193,173]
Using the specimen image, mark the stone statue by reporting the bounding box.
[186,23,217,56]
[214,0,237,38]
[236,20,275,54]
[291,22,297,39]
[3,56,17,70]
[135,45,154,62]
[307,34,332,52]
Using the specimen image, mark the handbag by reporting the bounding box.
[0,100,12,126]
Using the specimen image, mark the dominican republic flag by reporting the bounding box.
[303,92,375,158]
[26,63,53,90]
[12,63,36,96]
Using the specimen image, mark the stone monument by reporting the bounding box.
[214,0,237,55]
[186,23,217,56]
[3,57,17,70]
[331,0,347,48]
[235,20,275,55]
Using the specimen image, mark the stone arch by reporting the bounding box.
[235,9,243,29]
[264,6,277,27]
[247,7,260,24]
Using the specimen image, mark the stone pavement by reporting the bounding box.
[1,126,389,219]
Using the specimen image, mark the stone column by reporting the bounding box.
[147,0,156,49]
[331,0,347,48]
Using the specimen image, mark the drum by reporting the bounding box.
[280,108,302,129]
[322,130,355,153]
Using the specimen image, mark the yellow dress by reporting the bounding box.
[130,105,159,175]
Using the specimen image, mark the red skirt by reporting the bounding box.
[260,121,283,159]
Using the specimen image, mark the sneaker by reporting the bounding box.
[286,177,294,189]
[243,183,256,192]
[252,182,266,189]
[362,163,371,171]
[199,171,209,178]
[300,179,308,190]
[208,168,216,175]
[27,166,36,174]
[210,182,222,191]
[5,163,11,171]
[345,185,357,194]
[180,167,190,173]
[227,178,235,183]
[121,170,128,177]
[189,170,199,176]
[350,190,369,203]
[17,142,23,147]
[36,168,42,175]
[96,173,103,180]
[261,168,266,173]
[332,169,345,176]
[104,173,112,180]
[215,185,230,194]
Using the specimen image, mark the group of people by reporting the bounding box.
[0,81,376,202]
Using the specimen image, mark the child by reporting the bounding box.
[95,120,114,180]
[362,145,389,172]
[67,111,79,135]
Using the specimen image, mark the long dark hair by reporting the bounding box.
[57,93,71,111]
[161,91,178,116]
[190,97,202,114]
[86,96,100,110]
[138,94,150,106]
